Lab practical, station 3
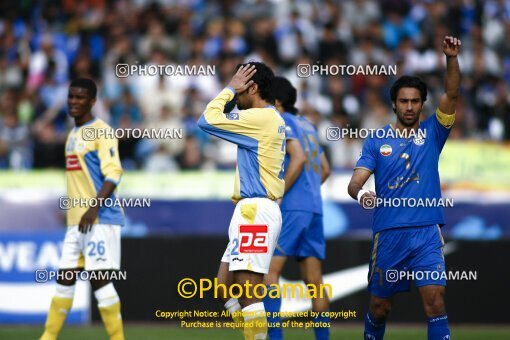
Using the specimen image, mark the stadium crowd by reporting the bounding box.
[0,0,509,171]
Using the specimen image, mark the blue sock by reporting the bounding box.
[313,314,330,340]
[263,287,282,340]
[364,312,386,340]
[428,315,450,340]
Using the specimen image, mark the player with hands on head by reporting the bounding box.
[198,62,286,340]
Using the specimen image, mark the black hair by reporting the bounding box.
[273,76,298,114]
[70,78,97,99]
[236,62,275,104]
[390,75,427,102]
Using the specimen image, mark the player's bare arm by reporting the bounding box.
[348,168,376,209]
[320,152,330,184]
[227,64,256,93]
[284,139,306,192]
[78,181,117,233]
[438,36,461,115]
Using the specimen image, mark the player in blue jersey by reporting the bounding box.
[198,62,286,340]
[347,36,461,340]
[263,77,331,340]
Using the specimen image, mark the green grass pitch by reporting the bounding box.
[1,324,510,339]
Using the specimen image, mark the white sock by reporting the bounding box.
[241,302,266,321]
[242,302,267,339]
[94,283,119,308]
[225,298,242,313]
[55,283,75,299]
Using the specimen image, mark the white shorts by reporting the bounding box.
[221,198,282,274]
[59,224,121,271]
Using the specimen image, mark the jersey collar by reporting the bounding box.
[73,117,97,132]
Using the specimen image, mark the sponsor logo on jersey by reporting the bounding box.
[239,225,268,253]
[66,155,82,171]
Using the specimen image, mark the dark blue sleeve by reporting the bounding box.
[355,137,377,173]
[224,95,237,113]
[282,115,298,140]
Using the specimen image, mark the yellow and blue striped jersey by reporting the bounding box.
[198,87,286,203]
[65,118,124,226]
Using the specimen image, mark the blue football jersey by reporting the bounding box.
[280,112,323,214]
[355,109,453,232]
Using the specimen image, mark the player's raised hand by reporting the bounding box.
[443,36,461,57]
[228,64,257,94]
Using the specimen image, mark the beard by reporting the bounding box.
[237,99,249,110]
[397,110,420,127]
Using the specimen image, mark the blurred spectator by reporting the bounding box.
[177,136,203,170]
[27,34,68,90]
[110,90,142,129]
[0,108,32,169]
[0,0,508,172]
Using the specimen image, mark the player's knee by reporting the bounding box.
[303,275,322,287]
[56,269,77,286]
[237,296,259,309]
[90,275,110,291]
[216,263,232,287]
[263,271,279,285]
[370,299,392,321]
[423,293,446,316]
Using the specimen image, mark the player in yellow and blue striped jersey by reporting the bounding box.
[198,63,285,340]
[41,78,124,340]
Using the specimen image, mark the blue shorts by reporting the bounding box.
[368,225,446,298]
[274,211,325,260]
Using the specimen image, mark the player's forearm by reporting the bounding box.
[97,181,117,200]
[347,181,363,201]
[284,155,306,192]
[444,56,460,100]
[85,181,116,215]
[201,88,236,123]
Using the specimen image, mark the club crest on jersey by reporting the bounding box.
[380,144,392,156]
[413,136,425,146]
[75,141,85,152]
[225,112,239,120]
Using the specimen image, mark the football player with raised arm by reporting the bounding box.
[348,36,461,340]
